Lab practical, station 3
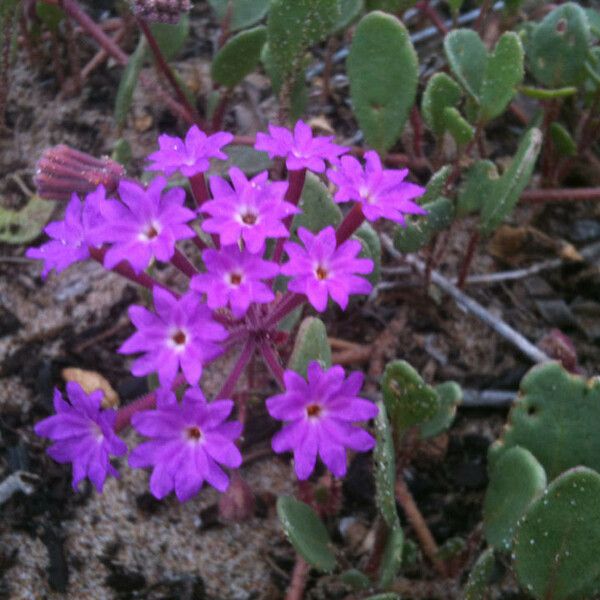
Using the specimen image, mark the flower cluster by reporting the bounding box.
[29,120,425,501]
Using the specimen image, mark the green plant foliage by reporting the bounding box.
[419,165,452,205]
[333,0,364,32]
[420,381,462,439]
[276,496,337,572]
[211,26,267,88]
[291,173,342,235]
[421,73,462,136]
[373,401,404,585]
[479,32,524,122]
[444,29,487,100]
[366,0,415,12]
[0,196,54,245]
[150,16,190,61]
[114,37,147,127]
[479,127,542,235]
[364,594,401,600]
[348,11,418,153]
[210,145,272,176]
[489,362,600,481]
[267,0,340,80]
[36,2,64,32]
[353,221,381,285]
[549,122,577,157]
[208,0,270,31]
[483,446,547,551]
[443,106,474,145]
[464,548,496,600]
[528,3,591,88]
[437,536,466,560]
[586,8,600,39]
[381,360,440,431]
[340,568,371,590]
[519,85,578,100]
[288,317,332,377]
[456,160,497,217]
[111,138,132,167]
[514,467,600,600]
[394,196,454,253]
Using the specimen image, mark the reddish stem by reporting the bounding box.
[211,89,231,133]
[416,0,449,35]
[137,17,201,125]
[263,293,306,330]
[189,173,209,205]
[89,247,173,293]
[284,555,310,600]
[520,187,600,203]
[335,203,366,246]
[258,338,285,388]
[272,169,306,264]
[456,230,480,290]
[171,248,198,278]
[216,340,256,399]
[410,106,424,158]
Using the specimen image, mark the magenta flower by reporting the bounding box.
[129,386,242,501]
[281,226,373,312]
[146,125,233,177]
[26,186,106,277]
[266,361,378,480]
[255,120,347,173]
[201,167,298,253]
[326,151,426,225]
[34,382,127,492]
[95,176,196,274]
[191,246,278,317]
[119,287,227,387]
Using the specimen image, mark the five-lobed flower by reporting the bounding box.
[34,382,127,492]
[119,287,227,387]
[266,361,378,480]
[282,226,373,312]
[128,386,242,501]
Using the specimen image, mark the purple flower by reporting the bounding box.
[191,246,278,317]
[255,120,347,173]
[119,287,227,387]
[326,151,426,225]
[95,176,196,273]
[34,382,127,492]
[281,226,373,312]
[147,125,233,177]
[266,361,378,480]
[129,386,242,501]
[26,186,106,277]
[201,167,298,253]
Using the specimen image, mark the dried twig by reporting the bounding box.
[0,471,39,506]
[381,234,551,364]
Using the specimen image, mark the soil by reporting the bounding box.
[1,2,600,600]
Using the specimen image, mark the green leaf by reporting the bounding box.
[373,401,399,528]
[0,196,54,244]
[489,362,600,481]
[348,11,418,153]
[443,106,474,145]
[267,0,340,80]
[378,525,404,588]
[150,15,190,61]
[479,32,524,122]
[456,160,498,217]
[420,165,452,205]
[382,360,440,431]
[333,0,364,32]
[364,595,401,600]
[208,0,270,31]
[291,173,342,235]
[549,122,577,157]
[514,468,600,600]
[365,0,414,12]
[422,72,462,136]
[114,36,147,127]
[111,138,132,167]
[528,2,591,88]
[446,0,463,16]
[36,3,64,32]
[288,317,332,377]
[353,221,381,285]
[480,127,542,235]
[519,85,578,100]
[464,548,496,600]
[394,196,454,253]
[211,144,272,176]
[420,381,462,439]
[339,569,371,590]
[443,29,487,100]
[483,446,547,551]
[211,26,267,88]
[277,496,337,572]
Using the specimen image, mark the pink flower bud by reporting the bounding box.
[218,474,255,522]
[35,145,125,201]
[131,0,191,24]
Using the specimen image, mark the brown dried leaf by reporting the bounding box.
[61,367,119,408]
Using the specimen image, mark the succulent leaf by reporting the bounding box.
[208,0,270,31]
[288,317,332,377]
[443,29,487,100]
[0,196,55,245]
[422,72,462,136]
[420,381,462,439]
[464,548,496,600]
[291,173,342,235]
[353,221,381,285]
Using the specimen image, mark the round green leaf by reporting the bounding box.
[443,29,487,100]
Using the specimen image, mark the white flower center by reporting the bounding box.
[168,328,189,352]
[227,270,244,287]
[140,220,162,241]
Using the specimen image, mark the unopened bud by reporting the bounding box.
[218,474,255,522]
[131,0,191,24]
[35,145,125,201]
